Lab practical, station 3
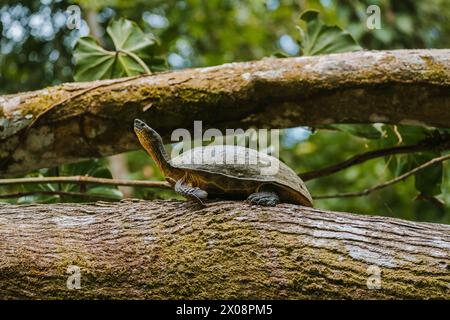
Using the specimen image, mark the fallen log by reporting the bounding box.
[0,200,448,299]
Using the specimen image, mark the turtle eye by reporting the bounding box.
[134,119,146,129]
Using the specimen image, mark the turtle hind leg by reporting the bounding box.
[175,178,208,206]
[247,190,279,207]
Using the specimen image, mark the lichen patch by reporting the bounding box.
[345,244,397,268]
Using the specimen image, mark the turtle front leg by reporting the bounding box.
[175,177,208,206]
[247,190,279,207]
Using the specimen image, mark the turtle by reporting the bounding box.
[134,119,313,207]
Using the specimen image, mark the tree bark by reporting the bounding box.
[0,200,448,299]
[0,49,449,176]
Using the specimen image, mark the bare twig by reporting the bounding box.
[0,176,171,188]
[314,153,450,199]
[300,138,450,181]
[0,190,118,202]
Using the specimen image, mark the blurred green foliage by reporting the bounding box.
[1,159,122,204]
[0,0,449,223]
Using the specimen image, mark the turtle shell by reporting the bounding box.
[170,145,313,206]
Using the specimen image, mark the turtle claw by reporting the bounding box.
[175,177,208,206]
[191,194,206,207]
[247,191,279,207]
[186,198,206,209]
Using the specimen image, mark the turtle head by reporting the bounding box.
[134,119,162,144]
[134,119,173,176]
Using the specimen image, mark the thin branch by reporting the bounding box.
[0,190,118,202]
[314,153,450,199]
[0,176,171,188]
[299,138,450,181]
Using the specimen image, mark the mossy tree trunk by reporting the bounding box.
[0,200,449,299]
[0,49,449,176]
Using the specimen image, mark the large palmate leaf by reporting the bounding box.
[74,18,165,81]
[297,10,362,56]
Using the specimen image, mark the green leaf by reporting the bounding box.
[379,125,437,178]
[107,19,157,54]
[73,37,116,81]
[297,10,362,56]
[59,159,115,193]
[272,51,289,58]
[87,186,123,200]
[17,194,60,204]
[413,152,443,197]
[381,125,431,146]
[319,124,382,139]
[74,18,165,81]
[61,159,112,179]
[386,154,413,177]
